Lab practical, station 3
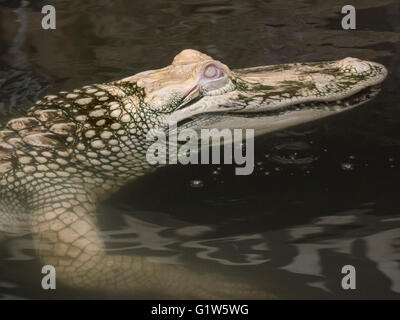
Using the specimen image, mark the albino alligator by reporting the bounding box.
[0,49,387,298]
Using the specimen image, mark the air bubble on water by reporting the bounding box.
[190,180,204,188]
[341,162,354,171]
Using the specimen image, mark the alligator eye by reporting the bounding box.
[204,65,220,78]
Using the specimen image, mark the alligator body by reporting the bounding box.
[0,49,387,298]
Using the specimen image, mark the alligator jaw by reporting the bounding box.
[173,57,387,136]
[200,84,383,136]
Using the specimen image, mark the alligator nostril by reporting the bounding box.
[338,57,371,73]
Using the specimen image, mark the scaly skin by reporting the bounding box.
[0,49,387,298]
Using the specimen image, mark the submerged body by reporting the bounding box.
[0,50,387,298]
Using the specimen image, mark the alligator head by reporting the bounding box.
[119,49,387,136]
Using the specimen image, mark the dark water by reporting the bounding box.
[1,0,400,299]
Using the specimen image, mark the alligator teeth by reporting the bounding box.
[333,106,342,111]
[370,85,380,92]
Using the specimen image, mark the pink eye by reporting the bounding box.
[204,65,221,78]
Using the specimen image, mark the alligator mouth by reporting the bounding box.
[176,84,381,127]
[234,84,382,118]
